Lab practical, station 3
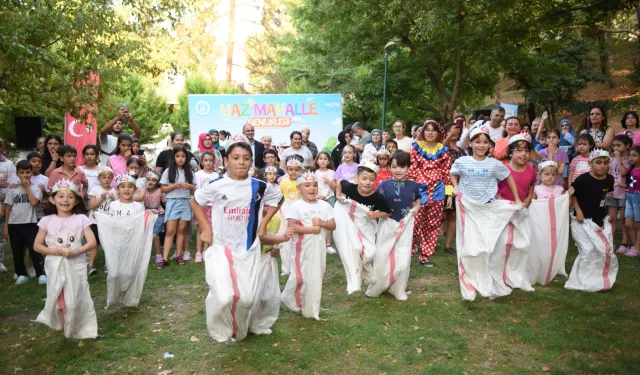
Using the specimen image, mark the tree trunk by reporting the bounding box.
[597,29,613,89]
[225,0,236,84]
[527,102,536,124]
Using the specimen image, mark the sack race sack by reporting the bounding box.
[492,208,534,295]
[278,200,295,275]
[333,200,378,294]
[248,251,281,334]
[281,229,327,319]
[96,211,157,307]
[35,255,98,339]
[528,194,570,285]
[205,239,280,342]
[365,213,415,300]
[565,217,618,292]
[455,194,523,301]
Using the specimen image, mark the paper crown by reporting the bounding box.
[589,148,610,161]
[359,160,380,174]
[376,149,392,158]
[286,157,303,168]
[51,179,79,194]
[225,134,249,152]
[469,126,490,141]
[538,160,558,172]
[115,173,137,187]
[264,165,278,174]
[508,132,533,146]
[297,172,318,185]
[146,171,160,180]
[98,166,114,176]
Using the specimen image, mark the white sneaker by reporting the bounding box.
[37,275,47,285]
[27,267,36,279]
[326,246,337,255]
[15,275,29,285]
[0,262,7,273]
[182,251,191,261]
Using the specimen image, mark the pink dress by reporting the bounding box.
[534,184,564,199]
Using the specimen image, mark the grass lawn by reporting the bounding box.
[1,237,639,375]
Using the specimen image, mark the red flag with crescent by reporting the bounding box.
[64,72,99,166]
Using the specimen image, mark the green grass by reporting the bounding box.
[1,238,640,375]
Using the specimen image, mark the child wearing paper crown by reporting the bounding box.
[282,172,336,320]
[497,132,536,207]
[571,149,614,228]
[33,179,98,339]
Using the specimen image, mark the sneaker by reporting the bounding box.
[37,275,47,285]
[177,256,185,265]
[27,267,36,279]
[155,254,163,264]
[87,266,97,276]
[104,265,108,274]
[444,247,456,254]
[625,247,640,257]
[195,252,203,263]
[182,251,191,261]
[418,259,434,267]
[326,246,337,255]
[15,275,29,285]
[157,260,169,269]
[0,262,8,273]
[616,245,629,254]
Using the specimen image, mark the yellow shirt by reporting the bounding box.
[279,178,300,201]
[261,214,282,253]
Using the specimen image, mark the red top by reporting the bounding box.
[374,168,393,189]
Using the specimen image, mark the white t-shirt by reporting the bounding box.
[282,146,314,167]
[80,166,100,195]
[450,156,510,203]
[471,120,504,141]
[0,159,17,196]
[315,169,335,199]
[285,199,334,227]
[4,185,42,224]
[99,134,118,167]
[194,175,282,254]
[109,201,145,217]
[394,136,413,153]
[30,174,49,219]
[160,169,192,199]
[88,185,117,223]
[194,170,220,189]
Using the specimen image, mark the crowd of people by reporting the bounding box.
[0,105,636,341]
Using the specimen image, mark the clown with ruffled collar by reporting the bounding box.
[407,120,454,267]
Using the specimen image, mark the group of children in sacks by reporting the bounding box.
[23,121,623,342]
[453,125,619,301]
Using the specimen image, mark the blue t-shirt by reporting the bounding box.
[377,179,420,222]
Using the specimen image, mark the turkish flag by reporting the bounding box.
[64,73,99,166]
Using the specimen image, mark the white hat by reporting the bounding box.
[589,148,610,162]
[98,166,114,176]
[469,126,490,141]
[538,160,557,171]
[359,160,379,174]
[297,172,318,185]
[264,165,278,174]
[286,157,303,168]
[508,132,532,146]
[115,173,137,187]
[51,179,78,194]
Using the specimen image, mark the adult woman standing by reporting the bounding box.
[493,117,523,160]
[155,133,199,175]
[280,131,314,169]
[198,132,223,172]
[41,134,64,176]
[208,129,226,159]
[362,129,386,163]
[331,131,351,169]
[392,120,413,153]
[580,106,613,150]
[619,111,640,147]
[559,119,577,152]
[408,120,453,267]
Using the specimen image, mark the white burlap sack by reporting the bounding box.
[248,251,281,334]
[455,194,521,301]
[528,194,570,285]
[96,211,157,307]
[333,200,377,294]
[278,200,295,275]
[35,255,98,339]
[281,230,327,319]
[365,213,415,300]
[565,217,618,292]
[493,208,534,294]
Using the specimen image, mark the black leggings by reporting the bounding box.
[9,223,44,277]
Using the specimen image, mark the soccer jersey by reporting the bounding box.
[194,175,283,253]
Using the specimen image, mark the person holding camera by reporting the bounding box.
[99,105,141,167]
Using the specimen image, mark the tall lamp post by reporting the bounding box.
[381,41,397,132]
